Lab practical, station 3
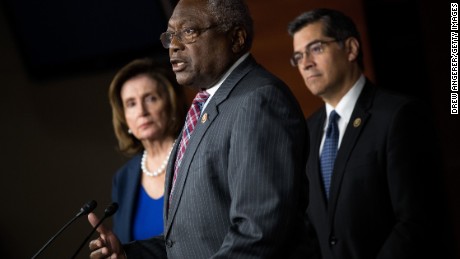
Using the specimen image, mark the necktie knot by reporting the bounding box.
[193,90,210,106]
[326,110,340,137]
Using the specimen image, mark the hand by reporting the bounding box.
[87,212,126,259]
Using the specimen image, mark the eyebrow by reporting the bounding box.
[294,39,322,54]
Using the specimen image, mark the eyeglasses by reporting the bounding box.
[159,25,219,49]
[290,39,340,67]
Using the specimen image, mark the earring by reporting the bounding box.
[128,129,132,134]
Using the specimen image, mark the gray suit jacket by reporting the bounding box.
[124,55,318,258]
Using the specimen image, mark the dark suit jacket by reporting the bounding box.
[124,55,318,258]
[306,80,446,259]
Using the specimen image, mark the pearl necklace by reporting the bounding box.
[141,142,175,177]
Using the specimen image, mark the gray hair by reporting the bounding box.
[207,0,254,49]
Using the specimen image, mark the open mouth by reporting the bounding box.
[171,58,186,72]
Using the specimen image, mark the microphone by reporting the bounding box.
[70,202,119,259]
[31,200,97,259]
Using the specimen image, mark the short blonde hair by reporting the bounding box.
[108,58,186,156]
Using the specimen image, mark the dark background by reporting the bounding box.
[2,0,170,80]
[0,0,458,258]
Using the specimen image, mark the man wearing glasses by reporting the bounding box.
[86,0,319,258]
[288,8,450,259]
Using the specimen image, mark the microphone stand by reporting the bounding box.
[70,202,118,259]
[31,200,97,259]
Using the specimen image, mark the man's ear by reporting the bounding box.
[231,26,247,53]
[345,37,360,62]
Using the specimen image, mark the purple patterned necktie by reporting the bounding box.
[320,110,340,199]
[170,90,210,201]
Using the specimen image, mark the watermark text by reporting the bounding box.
[452,3,458,114]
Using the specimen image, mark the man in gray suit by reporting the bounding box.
[87,0,318,258]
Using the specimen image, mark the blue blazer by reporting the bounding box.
[111,153,144,244]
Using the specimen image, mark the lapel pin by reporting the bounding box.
[353,118,361,128]
[201,113,208,123]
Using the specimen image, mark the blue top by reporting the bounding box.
[112,153,166,243]
[132,186,164,240]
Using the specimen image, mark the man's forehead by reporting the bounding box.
[169,3,212,26]
[293,25,324,50]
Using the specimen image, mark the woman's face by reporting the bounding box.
[121,74,169,142]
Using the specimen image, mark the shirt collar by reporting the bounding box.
[325,74,365,122]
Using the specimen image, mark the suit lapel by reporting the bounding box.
[327,80,375,221]
[309,108,329,207]
[164,103,218,235]
[124,155,142,240]
[164,55,256,236]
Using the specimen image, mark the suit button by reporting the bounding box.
[330,236,337,246]
[165,239,174,248]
